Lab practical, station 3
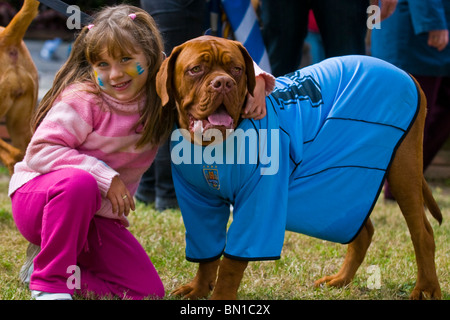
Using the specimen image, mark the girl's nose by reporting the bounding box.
[110,64,124,80]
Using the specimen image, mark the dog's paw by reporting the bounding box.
[314,274,351,288]
[171,283,210,300]
[410,286,442,300]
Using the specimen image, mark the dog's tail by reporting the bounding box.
[0,0,39,46]
[423,177,443,225]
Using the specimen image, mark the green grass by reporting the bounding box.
[0,169,448,300]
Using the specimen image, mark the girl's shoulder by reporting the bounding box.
[58,82,103,107]
[52,82,105,124]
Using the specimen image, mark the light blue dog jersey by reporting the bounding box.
[170,55,419,262]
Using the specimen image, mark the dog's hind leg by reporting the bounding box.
[387,84,441,299]
[388,153,441,299]
[314,218,374,288]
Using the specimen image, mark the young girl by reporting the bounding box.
[9,5,273,300]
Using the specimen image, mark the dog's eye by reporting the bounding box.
[189,66,202,75]
[232,66,242,76]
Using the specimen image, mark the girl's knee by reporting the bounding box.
[51,168,101,208]
[62,168,98,190]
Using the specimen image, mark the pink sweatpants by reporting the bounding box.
[11,168,165,299]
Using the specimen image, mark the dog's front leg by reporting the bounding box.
[210,257,248,300]
[172,259,220,299]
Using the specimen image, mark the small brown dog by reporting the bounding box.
[157,36,442,300]
[0,0,39,173]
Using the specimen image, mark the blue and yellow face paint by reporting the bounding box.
[94,70,104,87]
[125,62,145,77]
[93,59,146,90]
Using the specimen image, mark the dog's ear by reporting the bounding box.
[234,41,256,96]
[156,45,183,107]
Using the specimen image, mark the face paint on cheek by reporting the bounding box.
[94,70,105,87]
[126,62,145,77]
[136,62,145,75]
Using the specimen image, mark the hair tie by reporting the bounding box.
[128,13,137,20]
[87,24,94,30]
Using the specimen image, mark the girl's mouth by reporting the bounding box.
[112,80,131,91]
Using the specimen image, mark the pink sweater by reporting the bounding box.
[9,83,157,226]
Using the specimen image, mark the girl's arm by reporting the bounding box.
[242,61,276,120]
[24,96,118,197]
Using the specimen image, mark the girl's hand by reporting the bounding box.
[107,176,135,217]
[242,76,267,120]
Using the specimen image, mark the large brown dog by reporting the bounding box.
[0,0,39,173]
[156,35,442,300]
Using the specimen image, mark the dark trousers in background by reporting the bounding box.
[136,0,207,210]
[417,76,450,170]
[260,0,369,77]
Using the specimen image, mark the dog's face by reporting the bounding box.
[156,36,256,145]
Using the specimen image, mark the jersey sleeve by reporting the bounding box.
[172,163,231,262]
[223,168,289,261]
[224,122,290,260]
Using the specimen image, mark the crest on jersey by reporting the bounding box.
[203,166,220,190]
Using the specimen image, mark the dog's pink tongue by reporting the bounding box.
[208,108,233,128]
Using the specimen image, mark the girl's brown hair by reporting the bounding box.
[32,5,175,148]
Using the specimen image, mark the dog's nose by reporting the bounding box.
[211,76,234,93]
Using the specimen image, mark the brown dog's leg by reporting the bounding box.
[0,138,23,174]
[314,219,374,288]
[5,92,34,153]
[389,178,441,299]
[387,88,441,299]
[172,259,220,299]
[210,257,248,300]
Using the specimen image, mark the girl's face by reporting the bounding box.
[93,49,149,102]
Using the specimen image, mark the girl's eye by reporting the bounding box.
[97,62,108,68]
[121,57,132,63]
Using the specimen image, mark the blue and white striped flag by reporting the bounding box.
[208,0,222,36]
[220,0,272,73]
